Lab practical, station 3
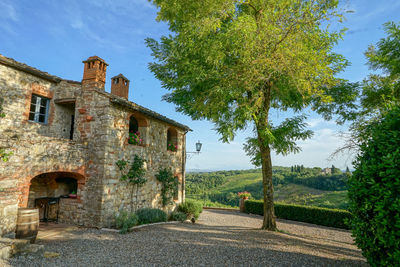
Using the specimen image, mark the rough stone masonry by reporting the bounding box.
[0,54,190,237]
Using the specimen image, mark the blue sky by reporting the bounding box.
[1,0,399,170]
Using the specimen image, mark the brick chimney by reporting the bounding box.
[82,56,108,89]
[111,74,130,99]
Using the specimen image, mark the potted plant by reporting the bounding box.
[238,191,251,212]
[167,141,177,152]
[128,131,142,145]
[68,191,77,199]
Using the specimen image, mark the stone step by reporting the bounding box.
[0,237,43,259]
[0,243,12,260]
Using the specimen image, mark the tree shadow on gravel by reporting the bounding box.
[4,221,367,267]
[4,209,367,267]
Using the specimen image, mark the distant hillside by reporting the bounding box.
[186,166,350,210]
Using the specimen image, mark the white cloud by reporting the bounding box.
[0,1,18,22]
[0,0,19,35]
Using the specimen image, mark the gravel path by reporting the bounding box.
[2,209,367,266]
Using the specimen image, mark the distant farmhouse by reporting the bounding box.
[0,54,190,237]
[321,168,332,175]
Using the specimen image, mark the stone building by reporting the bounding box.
[0,54,190,237]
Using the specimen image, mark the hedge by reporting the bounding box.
[244,200,351,229]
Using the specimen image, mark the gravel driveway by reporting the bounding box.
[2,209,367,266]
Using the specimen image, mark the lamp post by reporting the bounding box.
[182,140,202,202]
[187,140,202,155]
[195,140,202,153]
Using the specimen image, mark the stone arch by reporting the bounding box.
[128,112,148,128]
[21,171,86,223]
[19,169,86,208]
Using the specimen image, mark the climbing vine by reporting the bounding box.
[155,168,178,207]
[116,155,147,211]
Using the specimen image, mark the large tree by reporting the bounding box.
[146,0,347,230]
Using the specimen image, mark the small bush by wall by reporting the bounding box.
[169,211,187,222]
[136,208,167,224]
[115,211,139,234]
[244,200,350,229]
[178,200,203,220]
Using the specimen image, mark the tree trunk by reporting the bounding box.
[259,143,277,230]
[256,83,276,231]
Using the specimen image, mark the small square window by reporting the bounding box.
[29,94,49,124]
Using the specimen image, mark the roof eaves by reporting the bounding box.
[109,96,192,132]
[0,54,62,83]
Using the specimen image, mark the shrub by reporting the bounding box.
[178,200,203,220]
[115,211,139,234]
[348,107,400,266]
[244,200,351,229]
[136,208,167,224]
[169,211,187,222]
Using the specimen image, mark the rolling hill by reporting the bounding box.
[186,167,349,210]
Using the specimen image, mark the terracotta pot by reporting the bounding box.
[68,194,77,199]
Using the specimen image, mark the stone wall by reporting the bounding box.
[0,58,187,235]
[0,64,91,236]
[99,101,186,227]
[58,198,84,225]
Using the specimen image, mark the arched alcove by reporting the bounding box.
[27,172,85,222]
[167,127,178,151]
[128,113,148,145]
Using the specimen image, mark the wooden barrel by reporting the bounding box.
[15,208,39,244]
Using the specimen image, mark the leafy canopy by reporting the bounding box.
[147,0,347,156]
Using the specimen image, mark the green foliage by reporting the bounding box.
[0,148,12,162]
[116,155,147,212]
[178,200,203,220]
[275,186,349,210]
[116,159,127,170]
[185,198,235,209]
[245,200,351,229]
[348,107,400,266]
[186,168,349,208]
[115,211,139,234]
[169,211,187,222]
[128,132,142,145]
[167,141,177,151]
[147,0,347,229]
[244,116,313,166]
[362,21,400,111]
[136,208,167,224]
[116,155,147,186]
[155,168,179,207]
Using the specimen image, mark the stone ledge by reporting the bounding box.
[101,221,180,233]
